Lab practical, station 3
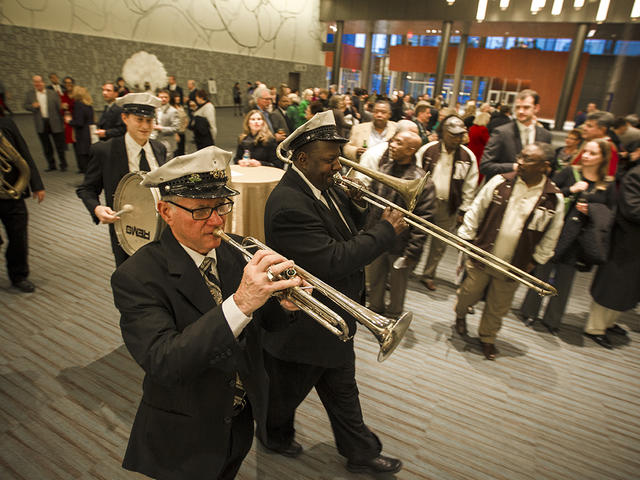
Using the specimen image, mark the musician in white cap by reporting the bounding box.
[111,146,302,479]
[260,111,407,474]
[76,92,168,266]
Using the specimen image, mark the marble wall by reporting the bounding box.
[0,0,327,111]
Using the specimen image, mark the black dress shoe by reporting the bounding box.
[455,317,468,336]
[524,318,537,327]
[346,455,402,474]
[13,279,35,292]
[262,439,302,458]
[606,325,628,336]
[542,322,559,336]
[584,332,612,349]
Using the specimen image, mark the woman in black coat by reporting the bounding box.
[233,110,281,168]
[64,86,94,173]
[519,138,615,334]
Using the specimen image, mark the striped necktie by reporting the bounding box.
[199,257,223,305]
[198,256,245,409]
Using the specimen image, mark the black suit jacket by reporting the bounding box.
[167,84,184,104]
[112,228,286,479]
[97,104,126,140]
[0,117,44,198]
[263,168,396,367]
[480,120,552,180]
[76,135,167,224]
[269,108,291,135]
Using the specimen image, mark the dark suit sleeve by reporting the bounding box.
[112,266,240,387]
[269,201,396,282]
[619,164,640,224]
[480,128,514,178]
[76,141,106,223]
[105,107,126,139]
[404,180,436,261]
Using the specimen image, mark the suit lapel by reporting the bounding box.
[163,228,217,315]
[512,121,523,152]
[150,139,167,166]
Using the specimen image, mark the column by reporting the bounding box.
[451,23,471,106]
[554,23,588,131]
[434,20,453,100]
[360,22,374,91]
[331,20,344,87]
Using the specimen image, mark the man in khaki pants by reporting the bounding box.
[454,143,564,360]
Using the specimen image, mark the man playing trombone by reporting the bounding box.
[111,147,303,479]
[260,111,407,474]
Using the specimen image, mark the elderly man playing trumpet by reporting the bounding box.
[111,146,303,480]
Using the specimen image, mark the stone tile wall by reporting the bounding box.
[1,25,326,113]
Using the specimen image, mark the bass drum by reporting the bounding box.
[113,172,165,255]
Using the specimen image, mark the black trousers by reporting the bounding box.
[0,198,29,283]
[72,144,89,173]
[263,350,381,462]
[37,119,66,169]
[175,133,185,157]
[217,403,254,480]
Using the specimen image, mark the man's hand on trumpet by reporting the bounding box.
[233,249,303,316]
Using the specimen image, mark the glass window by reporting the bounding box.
[390,34,403,46]
[505,37,516,49]
[342,34,355,46]
[614,40,640,56]
[372,34,387,54]
[486,36,505,49]
[326,33,334,43]
[584,39,606,55]
[354,33,366,48]
[468,36,481,48]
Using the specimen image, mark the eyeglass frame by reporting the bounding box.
[167,200,234,220]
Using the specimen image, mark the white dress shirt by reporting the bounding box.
[517,120,535,147]
[180,243,251,338]
[125,132,159,172]
[36,90,48,118]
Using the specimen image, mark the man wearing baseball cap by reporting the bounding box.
[112,146,302,479]
[77,92,168,266]
[260,111,407,474]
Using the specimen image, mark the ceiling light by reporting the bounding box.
[500,0,510,10]
[587,29,596,37]
[531,0,546,13]
[329,24,337,32]
[446,0,456,4]
[596,0,610,22]
[632,0,640,18]
[574,0,585,9]
[476,0,488,22]
[551,0,564,15]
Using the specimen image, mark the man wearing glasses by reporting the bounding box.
[111,146,303,479]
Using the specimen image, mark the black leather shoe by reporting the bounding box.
[606,325,628,336]
[542,322,559,336]
[584,332,612,349]
[262,439,302,458]
[13,279,35,292]
[347,455,402,474]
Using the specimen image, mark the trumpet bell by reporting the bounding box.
[376,311,413,362]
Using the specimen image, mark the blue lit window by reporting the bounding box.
[614,40,640,56]
[372,34,388,54]
[584,39,606,55]
[390,34,403,46]
[419,35,441,47]
[505,37,516,49]
[468,36,481,48]
[355,33,366,48]
[326,33,334,43]
[486,36,505,49]
[342,34,355,46]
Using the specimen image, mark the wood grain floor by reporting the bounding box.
[1,112,639,480]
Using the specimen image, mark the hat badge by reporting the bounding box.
[188,173,202,183]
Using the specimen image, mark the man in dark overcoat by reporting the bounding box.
[260,111,407,474]
[111,147,302,479]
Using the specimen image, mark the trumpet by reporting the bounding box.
[335,157,558,297]
[214,229,412,362]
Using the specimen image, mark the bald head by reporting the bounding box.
[389,132,422,165]
[32,75,45,91]
[397,119,419,135]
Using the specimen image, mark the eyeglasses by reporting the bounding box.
[168,200,234,220]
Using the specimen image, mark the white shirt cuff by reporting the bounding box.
[222,296,252,338]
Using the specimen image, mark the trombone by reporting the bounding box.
[275,143,556,297]
[336,156,558,297]
[214,229,412,362]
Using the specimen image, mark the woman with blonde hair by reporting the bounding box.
[233,109,281,168]
[64,86,94,173]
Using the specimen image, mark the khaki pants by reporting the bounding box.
[584,300,622,335]
[366,253,410,317]
[455,261,519,344]
[421,199,458,280]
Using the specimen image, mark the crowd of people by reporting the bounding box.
[0,71,639,479]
